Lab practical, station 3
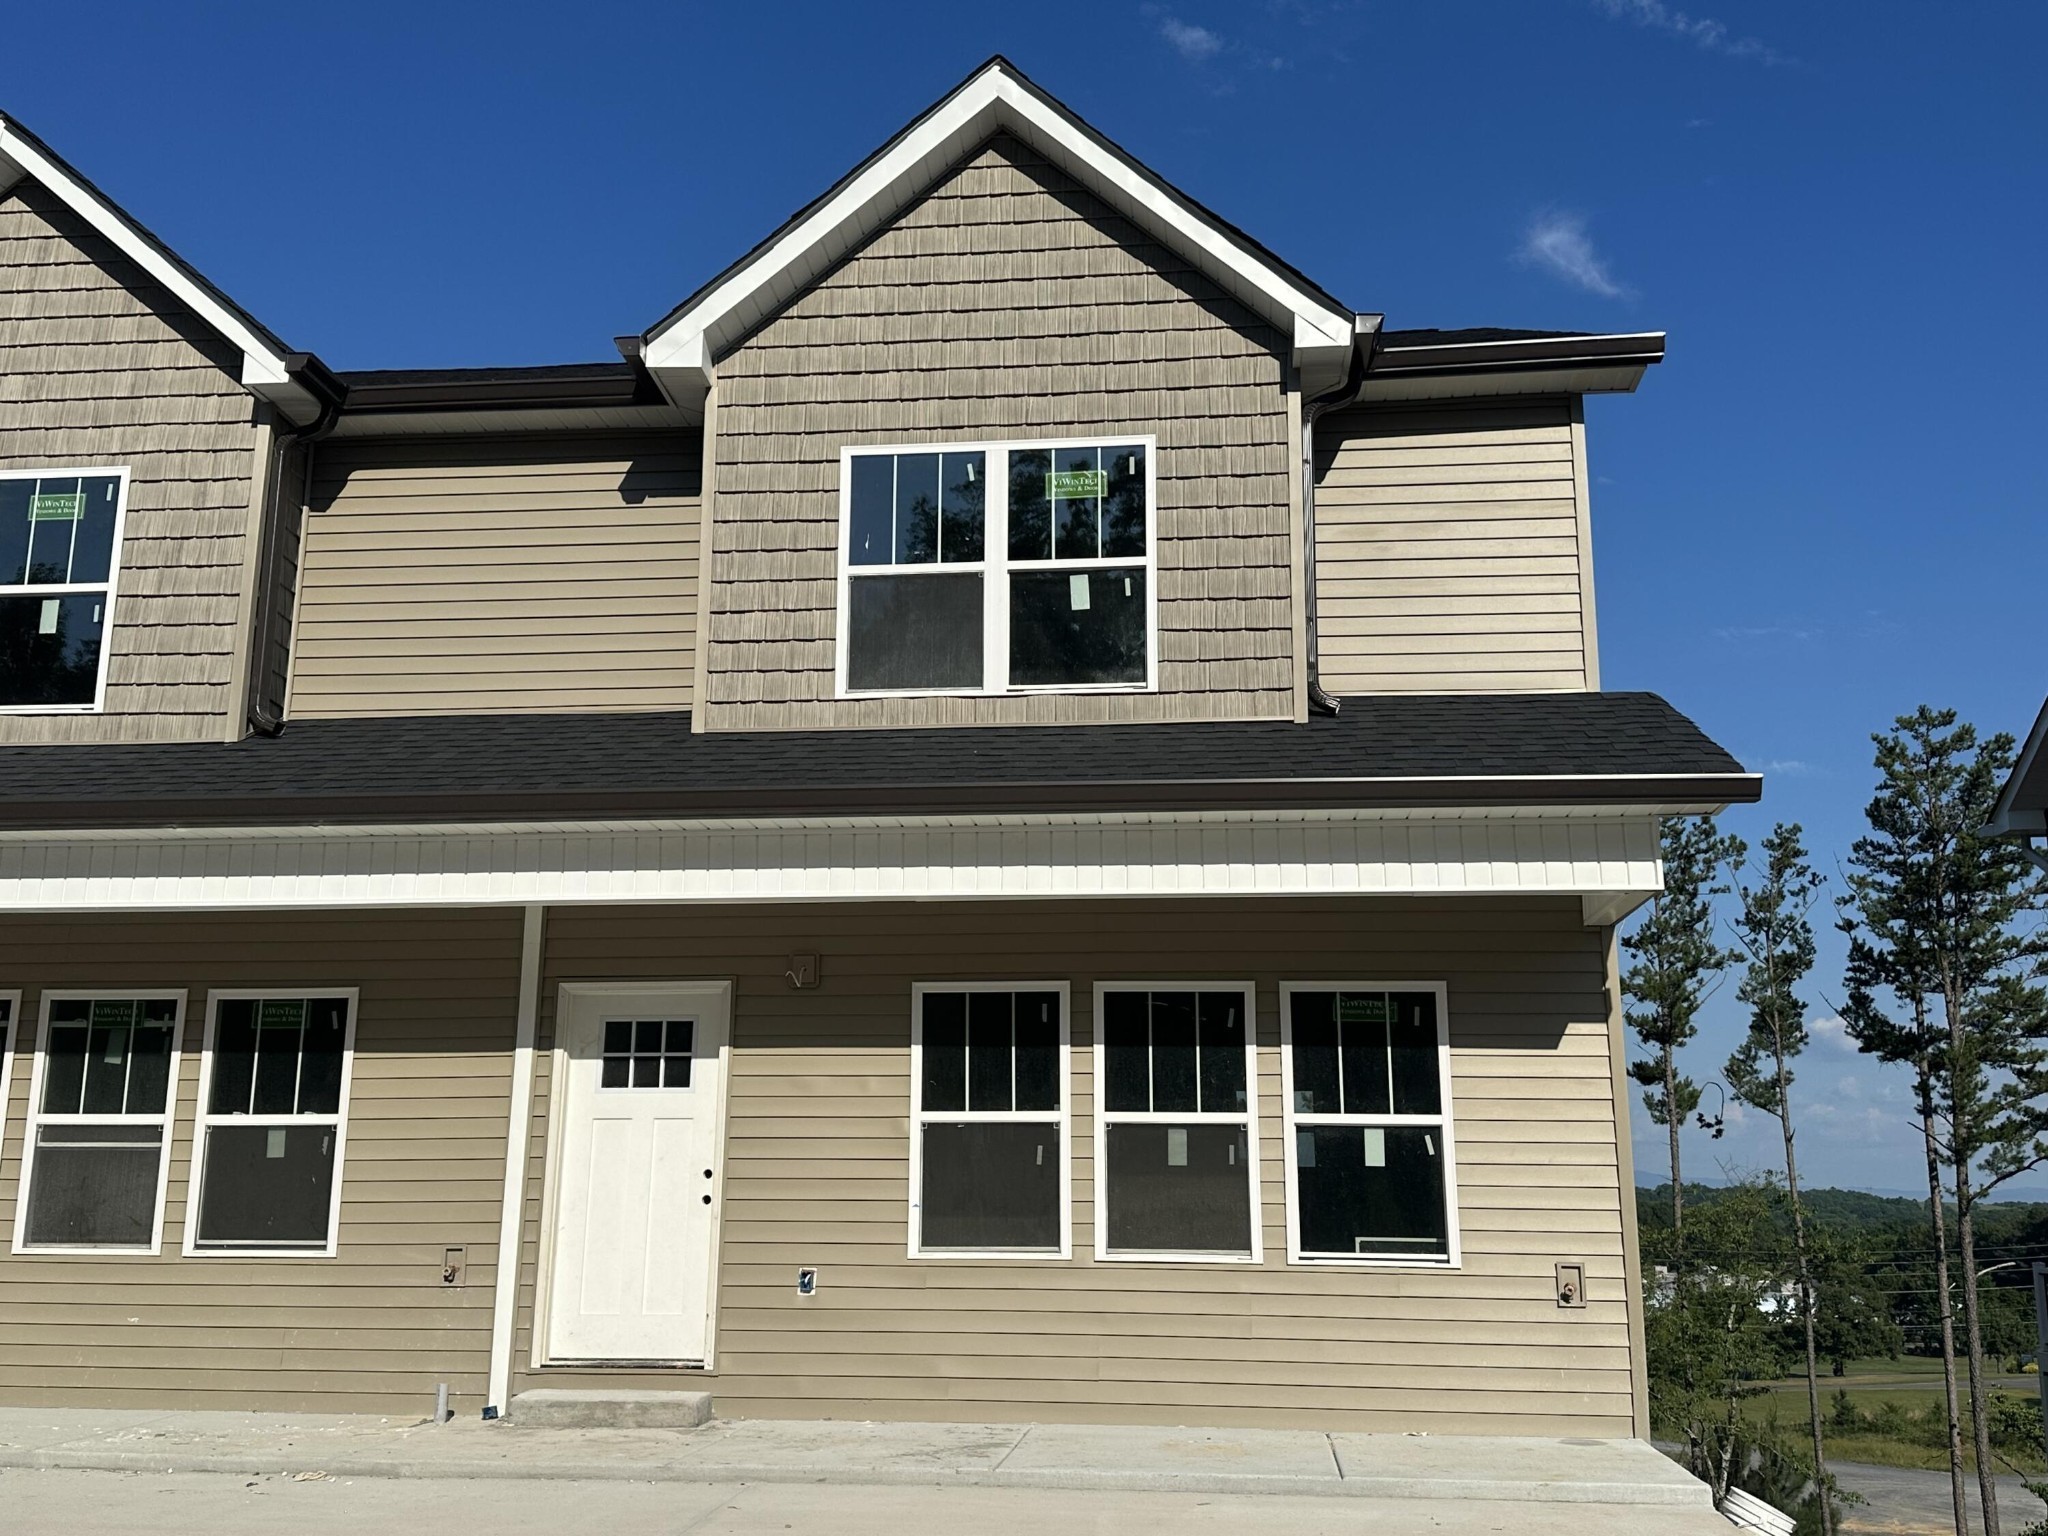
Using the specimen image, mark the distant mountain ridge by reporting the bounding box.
[1637,1182,2048,1233]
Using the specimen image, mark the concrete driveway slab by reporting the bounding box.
[995,1422,1340,1489]
[0,1467,1745,1536]
[1329,1432,1713,1505]
[0,1407,178,1453]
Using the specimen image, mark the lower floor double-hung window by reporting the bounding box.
[1095,984,1260,1260]
[188,991,357,1256]
[910,985,1069,1256]
[16,992,182,1252]
[1281,984,1459,1266]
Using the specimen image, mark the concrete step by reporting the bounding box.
[508,1388,713,1429]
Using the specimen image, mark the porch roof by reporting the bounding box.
[0,692,1755,831]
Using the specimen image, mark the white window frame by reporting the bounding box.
[1091,981,1262,1265]
[0,466,131,715]
[12,988,185,1256]
[834,436,1159,700]
[907,980,1072,1260]
[182,988,360,1260]
[1278,981,1462,1270]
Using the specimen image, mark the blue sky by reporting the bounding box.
[9,3,2045,1193]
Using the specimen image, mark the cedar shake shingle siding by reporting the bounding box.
[0,178,259,742]
[706,133,1297,729]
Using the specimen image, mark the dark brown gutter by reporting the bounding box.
[1368,331,1666,379]
[334,363,662,415]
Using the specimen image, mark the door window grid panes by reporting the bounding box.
[188,993,357,1256]
[1095,985,1260,1262]
[1281,986,1459,1267]
[910,985,1069,1258]
[600,1018,695,1089]
[838,437,1153,697]
[0,469,127,711]
[15,993,182,1254]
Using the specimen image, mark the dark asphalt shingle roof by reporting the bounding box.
[0,693,1755,829]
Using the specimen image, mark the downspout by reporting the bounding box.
[1300,315,1381,716]
[246,356,345,737]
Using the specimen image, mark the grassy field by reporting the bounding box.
[1742,1358,2048,1474]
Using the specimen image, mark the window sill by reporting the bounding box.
[184,1246,340,1261]
[1287,1253,1460,1271]
[12,1242,161,1257]
[910,1248,1071,1262]
[839,683,1154,703]
[1094,1250,1262,1265]
[0,704,102,715]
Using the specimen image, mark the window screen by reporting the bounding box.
[0,472,124,708]
[21,996,180,1250]
[1097,988,1257,1258]
[913,988,1065,1254]
[842,440,1150,695]
[1283,989,1454,1263]
[192,994,355,1253]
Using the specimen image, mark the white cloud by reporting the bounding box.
[1518,211,1630,299]
[1157,15,1224,61]
[1809,1014,1859,1052]
[1592,0,1788,65]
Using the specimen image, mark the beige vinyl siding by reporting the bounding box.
[1313,400,1595,694]
[519,896,1633,1436]
[288,433,701,717]
[0,178,261,741]
[0,908,521,1411]
[707,133,1296,729]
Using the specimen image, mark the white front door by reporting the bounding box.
[544,982,729,1364]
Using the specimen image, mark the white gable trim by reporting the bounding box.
[0,808,1661,925]
[642,62,1356,406]
[0,118,321,425]
[1988,695,2048,837]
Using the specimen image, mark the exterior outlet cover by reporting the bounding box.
[797,1267,819,1298]
[1555,1261,1586,1308]
[443,1247,466,1288]
[785,953,820,989]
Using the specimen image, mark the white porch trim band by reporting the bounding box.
[0,808,1663,924]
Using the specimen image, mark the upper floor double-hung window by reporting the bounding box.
[0,469,127,711]
[837,438,1155,696]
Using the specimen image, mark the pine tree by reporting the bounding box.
[1725,822,1835,1535]
[1624,816,1743,1246]
[1839,707,2048,1536]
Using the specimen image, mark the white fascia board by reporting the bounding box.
[0,807,1662,919]
[0,118,313,424]
[643,65,1354,384]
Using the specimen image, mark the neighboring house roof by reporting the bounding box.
[0,112,341,426]
[638,55,1364,410]
[1987,694,2048,837]
[0,692,1757,830]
